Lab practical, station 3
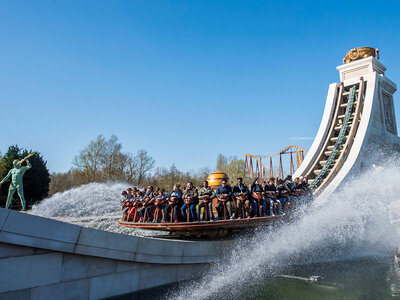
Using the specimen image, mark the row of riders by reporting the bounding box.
[121,176,312,223]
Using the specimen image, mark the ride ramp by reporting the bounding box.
[294,53,400,198]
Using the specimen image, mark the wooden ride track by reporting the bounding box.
[245,145,308,178]
[305,78,365,193]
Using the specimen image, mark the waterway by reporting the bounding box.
[114,256,400,299]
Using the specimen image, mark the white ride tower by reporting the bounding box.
[295,47,400,198]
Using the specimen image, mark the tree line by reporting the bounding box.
[0,135,253,206]
[50,134,252,195]
[50,135,155,194]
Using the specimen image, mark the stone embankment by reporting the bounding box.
[0,208,227,299]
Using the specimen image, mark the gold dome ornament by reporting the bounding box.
[343,47,379,64]
[207,171,229,190]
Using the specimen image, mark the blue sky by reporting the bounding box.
[1,1,400,173]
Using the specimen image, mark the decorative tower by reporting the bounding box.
[294,47,400,198]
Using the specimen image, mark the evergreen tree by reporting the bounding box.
[0,145,50,209]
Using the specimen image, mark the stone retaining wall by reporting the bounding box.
[0,208,227,299]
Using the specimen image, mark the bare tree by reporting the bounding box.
[125,153,138,184]
[73,135,129,182]
[134,149,155,185]
[216,153,228,171]
[100,135,127,181]
[73,135,106,182]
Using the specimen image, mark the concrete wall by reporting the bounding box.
[0,208,227,299]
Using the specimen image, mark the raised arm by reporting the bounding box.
[24,160,32,170]
[0,171,12,184]
[251,177,258,192]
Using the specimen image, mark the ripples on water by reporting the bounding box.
[120,257,400,300]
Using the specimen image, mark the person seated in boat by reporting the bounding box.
[182,182,199,222]
[283,175,294,192]
[121,191,130,220]
[296,176,313,203]
[135,190,143,199]
[250,177,267,217]
[215,179,234,220]
[282,176,297,206]
[145,186,155,198]
[127,190,144,222]
[286,175,305,206]
[197,180,216,221]
[139,186,156,222]
[233,177,250,219]
[300,176,313,195]
[293,177,307,195]
[276,179,289,213]
[264,177,282,216]
[126,188,134,200]
[162,184,183,223]
[293,177,307,206]
[153,188,168,223]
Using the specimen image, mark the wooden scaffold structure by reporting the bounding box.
[245,145,308,179]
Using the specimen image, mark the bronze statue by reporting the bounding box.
[0,154,34,211]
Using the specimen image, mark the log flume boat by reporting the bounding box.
[118,214,291,238]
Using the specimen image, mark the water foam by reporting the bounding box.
[29,157,400,298]
[30,182,158,236]
[170,161,400,299]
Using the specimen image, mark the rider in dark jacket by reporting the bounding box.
[250,177,266,217]
[181,182,199,221]
[197,180,215,221]
[233,178,250,218]
[162,184,182,223]
[215,180,233,219]
[264,177,282,216]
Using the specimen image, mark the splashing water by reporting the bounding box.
[28,157,400,298]
[170,161,400,299]
[30,182,159,236]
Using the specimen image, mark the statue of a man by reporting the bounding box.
[0,159,32,211]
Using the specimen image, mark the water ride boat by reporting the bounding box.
[118,171,302,237]
[118,213,290,238]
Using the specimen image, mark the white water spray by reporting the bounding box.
[171,161,400,299]
[30,182,159,236]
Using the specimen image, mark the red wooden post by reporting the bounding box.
[270,157,273,177]
[256,160,259,177]
[290,151,294,176]
[279,153,283,179]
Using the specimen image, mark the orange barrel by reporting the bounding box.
[207,171,229,190]
[207,171,229,213]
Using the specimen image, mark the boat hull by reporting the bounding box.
[118,214,289,237]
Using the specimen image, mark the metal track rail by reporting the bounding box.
[310,85,356,188]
